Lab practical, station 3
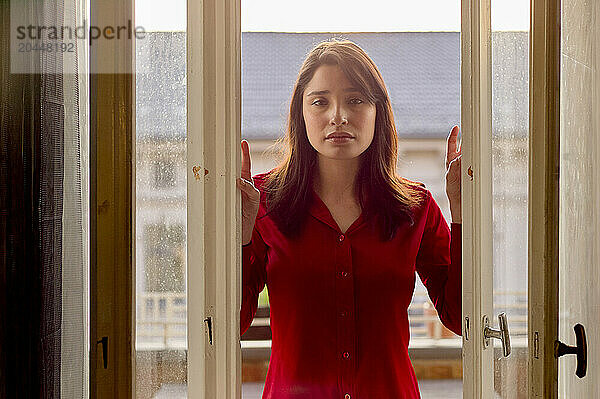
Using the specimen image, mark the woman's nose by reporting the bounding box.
[329,104,348,126]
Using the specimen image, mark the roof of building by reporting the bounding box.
[136,31,528,140]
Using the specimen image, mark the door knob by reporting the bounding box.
[483,312,511,357]
[555,324,587,378]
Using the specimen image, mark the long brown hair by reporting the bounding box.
[261,38,426,242]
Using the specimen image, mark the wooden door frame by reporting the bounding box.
[89,0,135,396]
[528,0,561,397]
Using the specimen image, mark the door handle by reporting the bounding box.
[555,324,587,378]
[483,312,511,357]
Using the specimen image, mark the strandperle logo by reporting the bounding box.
[10,0,149,74]
[14,19,146,44]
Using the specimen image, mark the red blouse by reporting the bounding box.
[241,171,462,399]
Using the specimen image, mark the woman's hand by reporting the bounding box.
[445,125,462,224]
[236,140,261,245]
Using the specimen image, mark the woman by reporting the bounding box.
[236,39,462,399]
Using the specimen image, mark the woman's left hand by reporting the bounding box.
[445,125,462,224]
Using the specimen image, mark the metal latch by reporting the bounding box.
[204,317,213,345]
[482,313,511,357]
[96,336,108,369]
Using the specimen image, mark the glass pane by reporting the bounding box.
[491,0,530,397]
[241,2,462,398]
[558,0,599,396]
[135,1,187,397]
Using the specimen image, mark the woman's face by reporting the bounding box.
[302,64,376,161]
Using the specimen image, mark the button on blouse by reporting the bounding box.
[241,171,462,399]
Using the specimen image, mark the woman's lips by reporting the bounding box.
[326,132,353,138]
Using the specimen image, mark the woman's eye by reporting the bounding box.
[349,98,363,104]
[312,99,326,106]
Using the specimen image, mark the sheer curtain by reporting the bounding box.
[40,0,89,395]
[61,0,89,396]
[0,0,88,396]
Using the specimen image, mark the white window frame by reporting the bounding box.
[185,0,561,397]
[186,0,242,398]
[460,0,492,395]
[461,0,561,397]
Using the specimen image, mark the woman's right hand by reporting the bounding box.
[236,140,260,245]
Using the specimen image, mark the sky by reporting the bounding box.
[135,0,530,32]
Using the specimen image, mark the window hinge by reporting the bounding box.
[464,316,470,341]
[534,331,539,359]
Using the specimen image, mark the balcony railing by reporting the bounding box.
[135,291,528,351]
[137,292,187,350]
